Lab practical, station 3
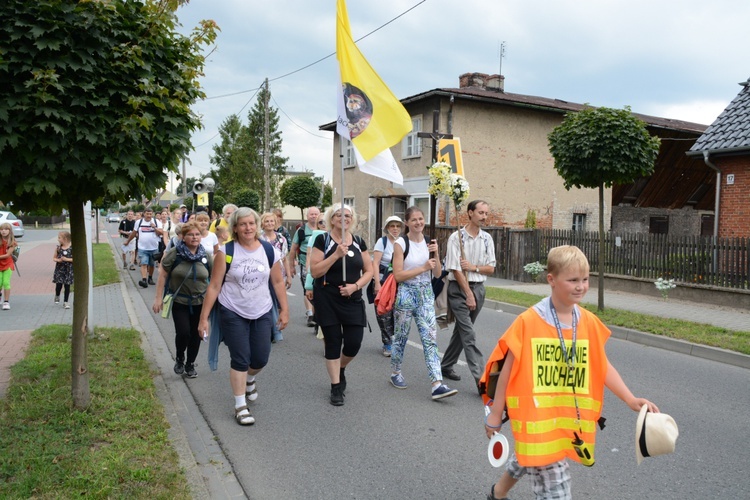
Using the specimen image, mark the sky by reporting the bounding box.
[173,0,750,186]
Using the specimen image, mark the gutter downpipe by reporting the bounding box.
[702,150,721,273]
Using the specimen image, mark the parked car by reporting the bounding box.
[0,210,24,238]
[106,213,121,223]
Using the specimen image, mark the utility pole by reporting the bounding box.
[182,156,186,201]
[263,78,271,212]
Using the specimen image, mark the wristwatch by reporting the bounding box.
[475,266,479,273]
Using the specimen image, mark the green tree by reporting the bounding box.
[234,188,260,211]
[321,182,333,210]
[210,86,288,208]
[212,193,227,215]
[0,0,217,408]
[548,106,660,310]
[247,85,288,210]
[208,114,253,200]
[279,175,320,220]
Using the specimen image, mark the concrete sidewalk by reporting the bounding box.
[1,229,748,497]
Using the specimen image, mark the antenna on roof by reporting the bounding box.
[498,41,506,77]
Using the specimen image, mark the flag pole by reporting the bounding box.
[338,133,347,281]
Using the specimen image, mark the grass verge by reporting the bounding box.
[93,243,119,287]
[486,287,750,356]
[0,325,188,498]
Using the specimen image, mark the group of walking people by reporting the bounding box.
[281,200,498,406]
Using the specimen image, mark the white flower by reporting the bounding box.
[524,261,545,277]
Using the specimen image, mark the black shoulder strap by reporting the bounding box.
[381,236,387,249]
[403,236,410,260]
[296,226,306,244]
[258,239,278,301]
[222,241,235,284]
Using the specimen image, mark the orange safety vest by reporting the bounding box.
[480,306,610,467]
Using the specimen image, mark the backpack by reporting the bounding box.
[295,226,309,255]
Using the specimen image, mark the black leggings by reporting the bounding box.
[55,283,71,301]
[172,302,202,364]
[321,323,364,360]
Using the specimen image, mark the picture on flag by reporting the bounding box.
[336,0,412,185]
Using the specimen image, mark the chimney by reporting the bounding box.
[459,72,504,92]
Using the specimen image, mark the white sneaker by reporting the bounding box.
[63,302,70,309]
[2,302,9,310]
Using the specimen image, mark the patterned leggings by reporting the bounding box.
[391,281,441,383]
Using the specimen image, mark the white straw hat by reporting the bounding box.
[635,405,678,465]
[382,215,403,231]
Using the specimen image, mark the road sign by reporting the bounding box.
[438,138,464,176]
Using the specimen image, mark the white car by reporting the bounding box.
[106,213,122,223]
[0,210,24,238]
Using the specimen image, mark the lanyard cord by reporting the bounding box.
[549,300,584,434]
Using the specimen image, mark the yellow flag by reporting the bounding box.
[336,0,412,170]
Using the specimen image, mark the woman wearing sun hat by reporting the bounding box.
[372,215,403,357]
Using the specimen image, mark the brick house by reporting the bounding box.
[321,73,706,244]
[686,77,750,238]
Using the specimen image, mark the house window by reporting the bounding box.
[393,198,407,221]
[572,213,586,232]
[402,116,422,159]
[343,139,356,168]
[412,196,430,223]
[343,197,355,209]
[700,214,714,237]
[649,216,668,234]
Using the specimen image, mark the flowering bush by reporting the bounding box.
[427,162,452,198]
[523,261,546,281]
[449,173,470,208]
[654,277,676,300]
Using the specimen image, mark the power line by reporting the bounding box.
[206,0,428,100]
[195,1,428,150]
[272,96,333,140]
[193,85,262,149]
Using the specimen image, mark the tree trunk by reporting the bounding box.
[69,200,91,409]
[597,182,604,311]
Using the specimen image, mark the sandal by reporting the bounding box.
[246,380,258,403]
[234,405,255,426]
[487,484,509,500]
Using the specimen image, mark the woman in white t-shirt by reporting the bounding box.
[372,215,403,357]
[198,207,289,426]
[389,206,457,401]
[195,212,219,259]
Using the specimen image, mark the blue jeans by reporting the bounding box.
[219,304,273,372]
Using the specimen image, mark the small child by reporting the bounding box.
[482,245,660,500]
[0,222,18,310]
[215,225,229,247]
[52,231,74,309]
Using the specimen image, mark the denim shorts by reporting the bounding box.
[137,249,157,267]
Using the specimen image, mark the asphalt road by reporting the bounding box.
[114,221,750,500]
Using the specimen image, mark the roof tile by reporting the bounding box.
[690,78,750,154]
